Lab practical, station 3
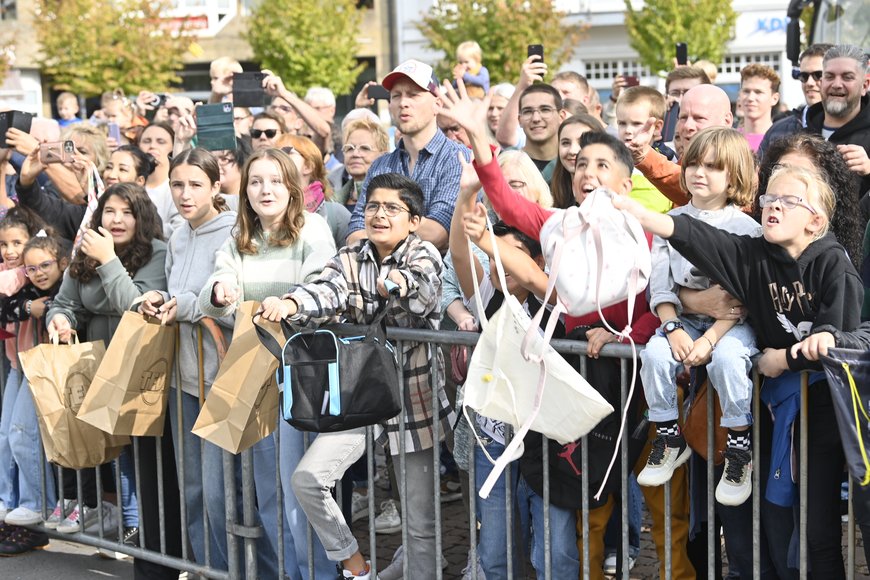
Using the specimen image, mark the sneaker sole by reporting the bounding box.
[4,516,43,526]
[715,479,752,506]
[375,523,402,534]
[637,446,693,487]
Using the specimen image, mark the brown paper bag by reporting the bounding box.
[76,311,175,436]
[19,338,131,469]
[192,301,280,454]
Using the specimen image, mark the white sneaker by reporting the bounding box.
[0,499,7,521]
[351,491,369,522]
[637,433,691,487]
[603,552,637,575]
[715,447,752,506]
[45,500,76,530]
[57,501,117,534]
[4,506,43,526]
[374,499,401,534]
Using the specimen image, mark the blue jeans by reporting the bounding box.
[169,389,279,577]
[475,438,579,579]
[641,318,757,427]
[0,366,22,508]
[3,368,55,511]
[118,447,139,527]
[278,419,333,580]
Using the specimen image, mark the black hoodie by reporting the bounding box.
[805,93,870,218]
[669,215,864,371]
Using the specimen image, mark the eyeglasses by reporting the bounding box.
[251,129,278,139]
[519,106,557,120]
[667,88,691,99]
[508,179,527,190]
[364,202,410,217]
[342,144,377,155]
[217,154,236,166]
[793,69,823,83]
[758,194,817,214]
[24,260,57,277]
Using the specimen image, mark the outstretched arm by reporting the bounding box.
[448,153,485,300]
[611,194,675,238]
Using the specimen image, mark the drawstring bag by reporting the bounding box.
[533,187,650,499]
[821,348,870,487]
[462,219,613,499]
[254,294,402,433]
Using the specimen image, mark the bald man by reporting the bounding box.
[627,84,733,206]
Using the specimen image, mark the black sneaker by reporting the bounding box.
[716,447,752,506]
[637,433,692,486]
[0,526,49,556]
[123,526,140,547]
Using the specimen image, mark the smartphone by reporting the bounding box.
[623,75,640,87]
[0,110,34,147]
[107,122,122,144]
[676,43,688,66]
[662,102,679,143]
[368,85,390,100]
[528,44,544,62]
[39,140,76,164]
[232,72,268,107]
[196,102,237,152]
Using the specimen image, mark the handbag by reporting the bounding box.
[19,334,130,469]
[254,295,402,433]
[76,310,175,436]
[462,222,614,499]
[682,371,727,465]
[821,348,870,487]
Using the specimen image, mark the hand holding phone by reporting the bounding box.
[107,122,122,145]
[527,44,544,63]
[233,72,268,107]
[39,140,76,165]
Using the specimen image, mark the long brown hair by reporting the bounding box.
[276,134,333,198]
[235,148,305,256]
[68,183,163,283]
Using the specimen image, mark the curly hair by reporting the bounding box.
[235,148,306,256]
[757,133,863,270]
[68,183,163,283]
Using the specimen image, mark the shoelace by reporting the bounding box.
[723,448,750,483]
[648,435,668,465]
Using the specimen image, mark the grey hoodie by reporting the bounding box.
[162,210,236,397]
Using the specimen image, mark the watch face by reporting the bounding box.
[664,320,681,333]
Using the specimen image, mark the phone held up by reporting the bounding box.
[676,42,688,66]
[39,140,76,165]
[528,44,544,63]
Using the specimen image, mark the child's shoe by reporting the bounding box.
[715,447,752,506]
[341,560,376,579]
[637,433,691,486]
[45,499,76,529]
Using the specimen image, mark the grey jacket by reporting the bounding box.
[161,211,236,397]
[47,239,168,343]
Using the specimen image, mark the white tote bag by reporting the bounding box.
[462,221,613,498]
[538,187,651,317]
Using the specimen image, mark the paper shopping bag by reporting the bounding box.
[19,338,130,469]
[192,301,280,454]
[76,311,175,436]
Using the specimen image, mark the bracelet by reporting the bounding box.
[701,335,715,350]
[25,300,31,316]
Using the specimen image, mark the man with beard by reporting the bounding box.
[805,44,870,218]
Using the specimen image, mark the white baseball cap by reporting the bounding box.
[382,60,440,96]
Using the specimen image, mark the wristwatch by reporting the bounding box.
[662,319,684,334]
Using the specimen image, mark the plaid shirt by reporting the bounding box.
[346,129,470,235]
[285,234,454,454]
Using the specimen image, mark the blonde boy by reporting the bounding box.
[209,56,243,103]
[55,92,81,127]
[453,41,490,99]
[615,86,673,213]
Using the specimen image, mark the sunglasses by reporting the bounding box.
[792,70,823,83]
[251,128,278,139]
[24,260,57,277]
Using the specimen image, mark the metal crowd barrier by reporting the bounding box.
[8,325,866,579]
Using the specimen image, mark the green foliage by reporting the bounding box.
[34,0,189,97]
[246,0,364,96]
[417,0,585,85]
[623,0,736,75]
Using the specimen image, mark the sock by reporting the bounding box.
[656,420,680,438]
[727,429,751,451]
